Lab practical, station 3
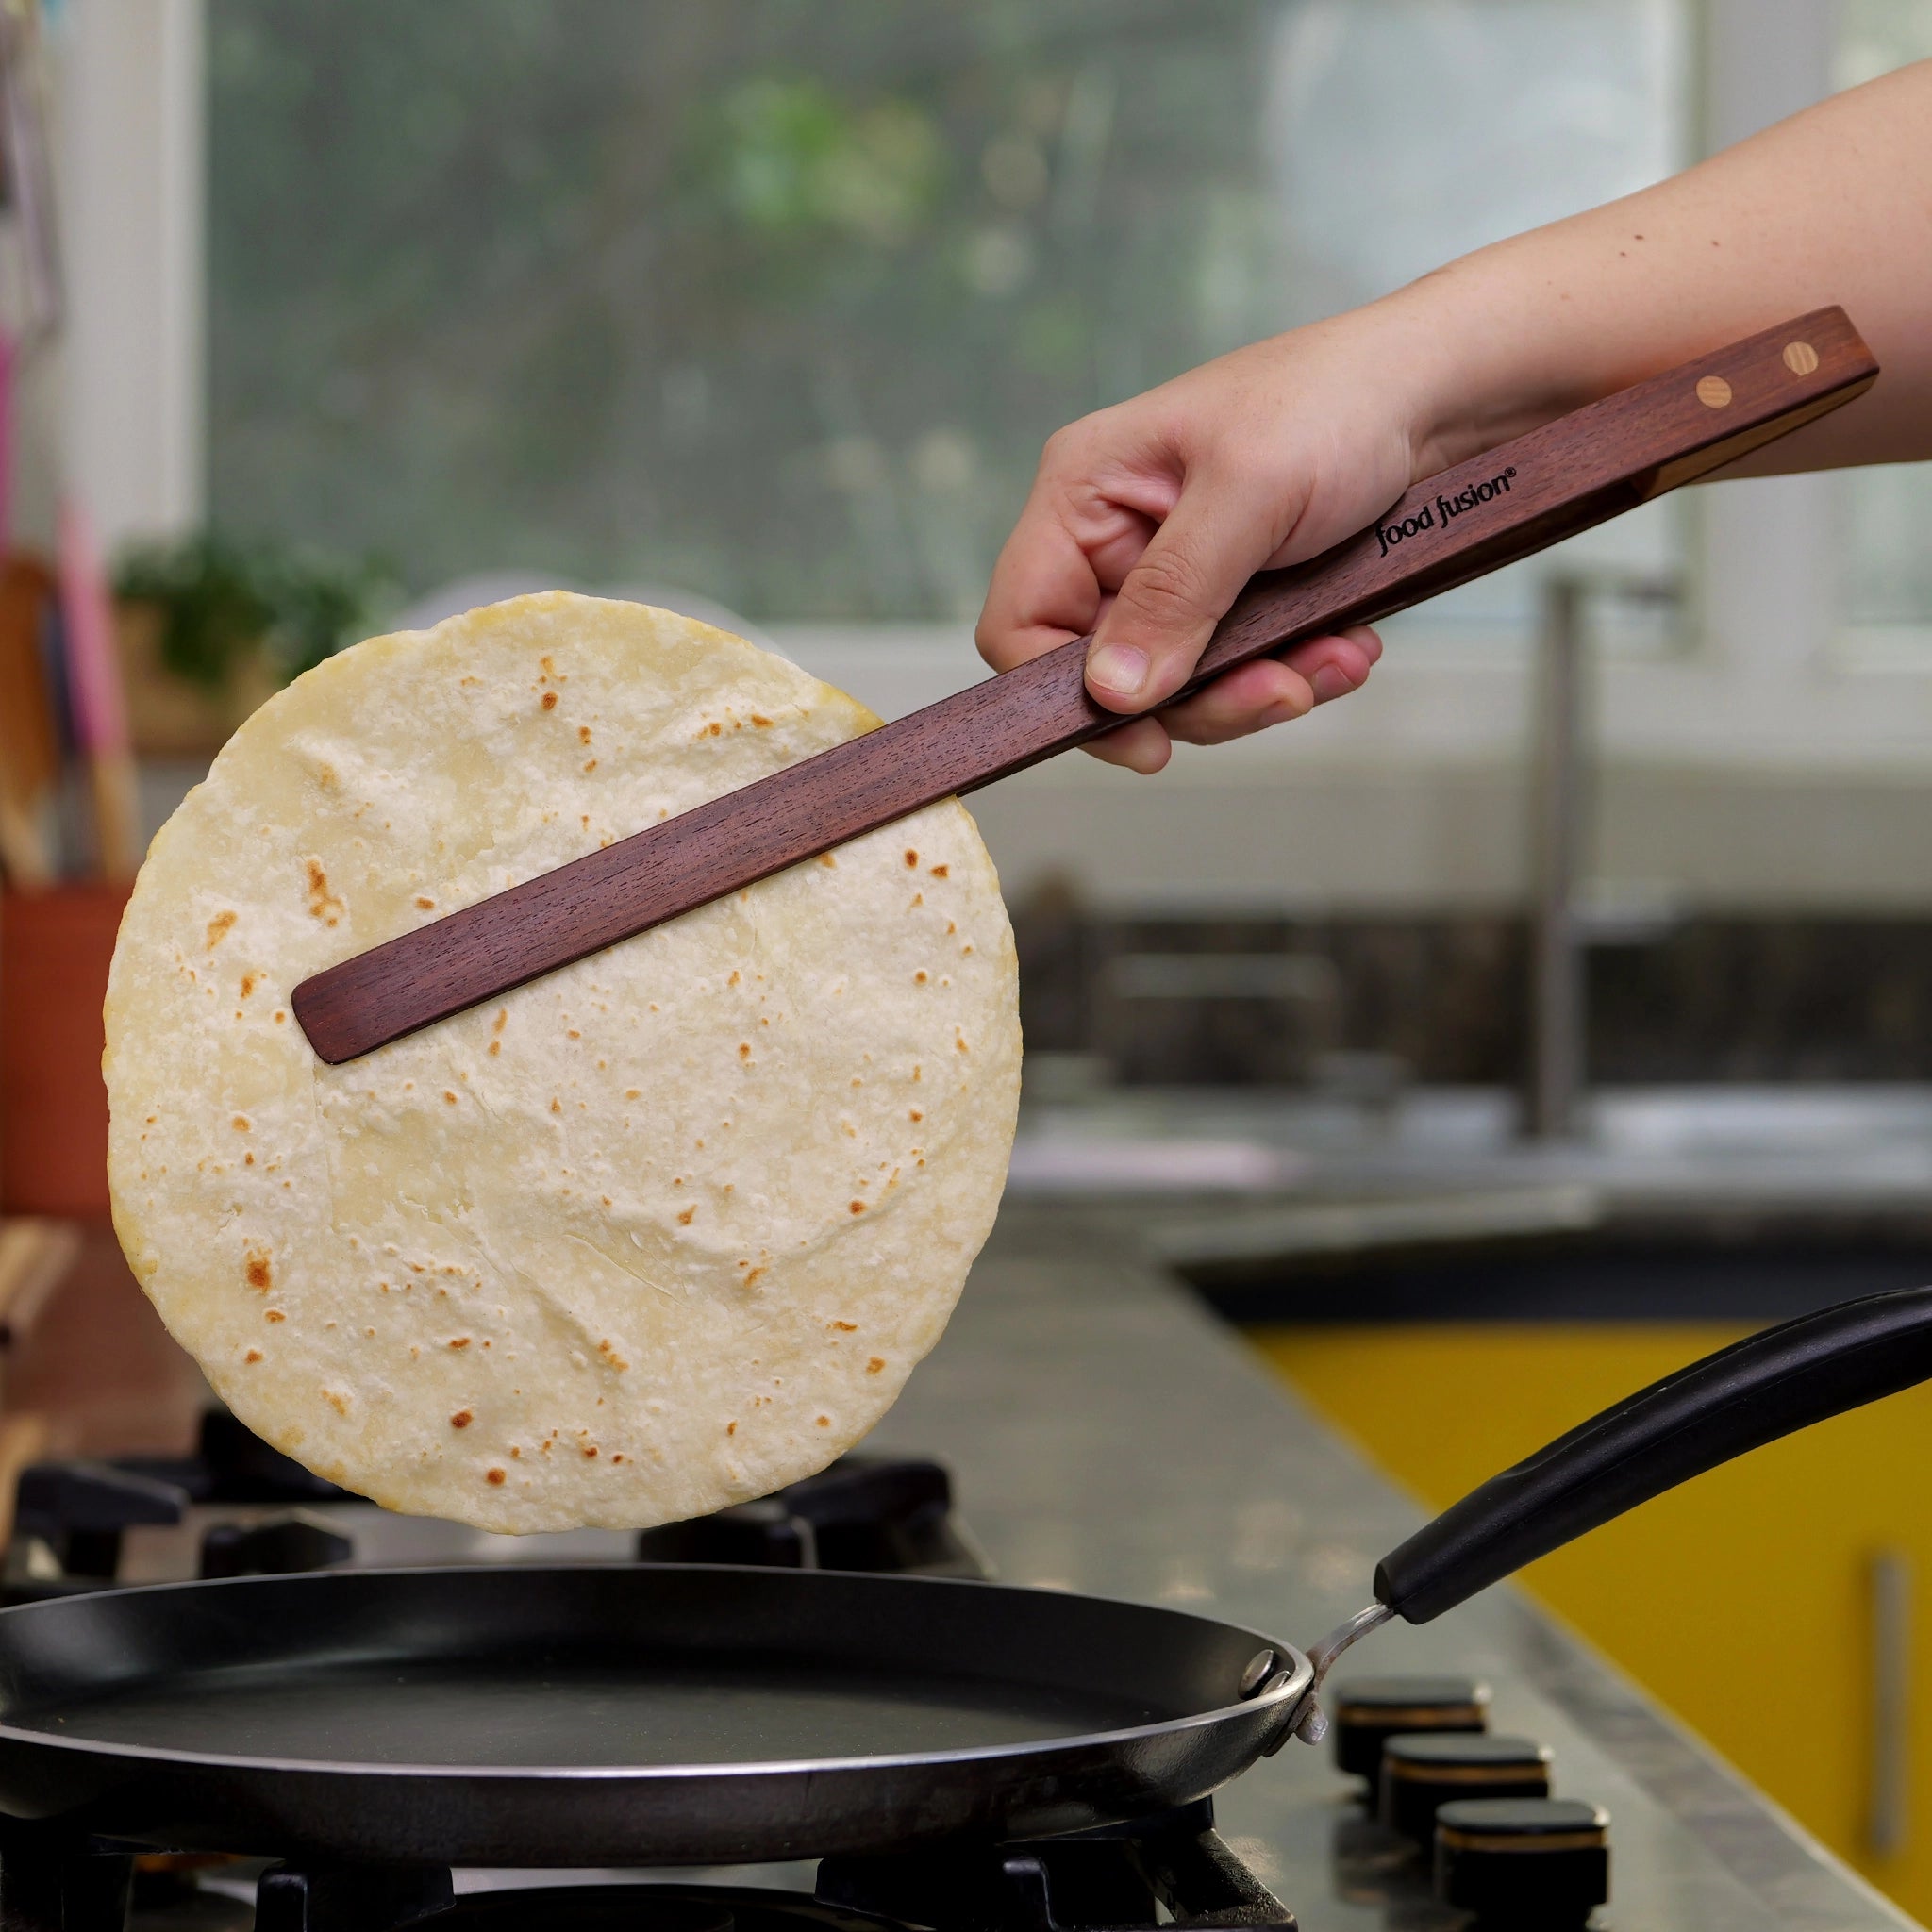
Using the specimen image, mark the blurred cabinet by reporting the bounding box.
[1253,1323,1932,1921]
[1,887,129,1216]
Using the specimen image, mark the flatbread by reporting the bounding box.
[105,593,1020,1532]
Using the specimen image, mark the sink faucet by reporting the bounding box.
[1524,571,1681,1141]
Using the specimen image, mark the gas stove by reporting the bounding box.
[0,1418,1613,1931]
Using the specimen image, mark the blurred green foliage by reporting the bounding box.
[206,1,1287,621]
[114,536,391,690]
[710,77,944,243]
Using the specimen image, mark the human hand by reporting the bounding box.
[975,307,1455,774]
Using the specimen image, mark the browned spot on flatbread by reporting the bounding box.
[244,1349,263,1363]
[206,910,237,949]
[245,1250,273,1291]
[304,860,343,926]
[486,1468,507,1485]
[831,1321,857,1331]
[541,691,558,710]
[451,1409,474,1429]
[867,1357,886,1374]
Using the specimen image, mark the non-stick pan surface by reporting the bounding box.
[0,1564,1306,1865]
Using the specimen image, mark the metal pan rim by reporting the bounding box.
[0,1561,1311,1783]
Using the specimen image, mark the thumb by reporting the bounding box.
[1084,480,1292,713]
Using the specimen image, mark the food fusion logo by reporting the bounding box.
[1374,466,1518,558]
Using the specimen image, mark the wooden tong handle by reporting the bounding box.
[295,308,1876,1063]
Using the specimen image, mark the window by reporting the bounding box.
[207,0,1689,641]
[1834,3,1932,641]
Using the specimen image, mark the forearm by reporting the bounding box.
[1386,59,1932,476]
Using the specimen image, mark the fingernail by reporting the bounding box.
[1087,643,1148,698]
[1310,664,1355,702]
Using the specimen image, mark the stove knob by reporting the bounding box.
[1330,1674,1490,1789]
[1434,1796,1608,1926]
[1378,1733,1551,1843]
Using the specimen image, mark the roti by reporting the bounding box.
[104,593,1020,1532]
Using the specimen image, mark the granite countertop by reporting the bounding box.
[869,1204,1916,1932]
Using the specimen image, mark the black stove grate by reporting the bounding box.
[0,1801,1293,1932]
[3,1409,986,1601]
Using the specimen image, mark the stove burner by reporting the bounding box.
[262,1877,747,1932]
[4,1413,987,1603]
[1,1802,1295,1932]
[635,1456,982,1576]
[345,1891,759,1932]
[818,1802,1294,1932]
[7,1409,349,1598]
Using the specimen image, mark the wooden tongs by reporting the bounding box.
[294,308,1876,1064]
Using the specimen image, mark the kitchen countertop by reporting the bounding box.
[870,1202,1917,1931]
[1010,1084,1932,1223]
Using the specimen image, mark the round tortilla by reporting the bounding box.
[105,593,1020,1532]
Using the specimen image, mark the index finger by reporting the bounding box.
[975,484,1157,673]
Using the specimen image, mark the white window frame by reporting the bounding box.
[58,0,205,556]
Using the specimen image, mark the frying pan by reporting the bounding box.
[0,1284,1925,1867]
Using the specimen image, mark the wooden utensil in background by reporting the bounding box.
[0,555,56,887]
[295,308,1877,1065]
[56,502,140,881]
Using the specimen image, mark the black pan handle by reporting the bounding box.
[1373,1285,1932,1624]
